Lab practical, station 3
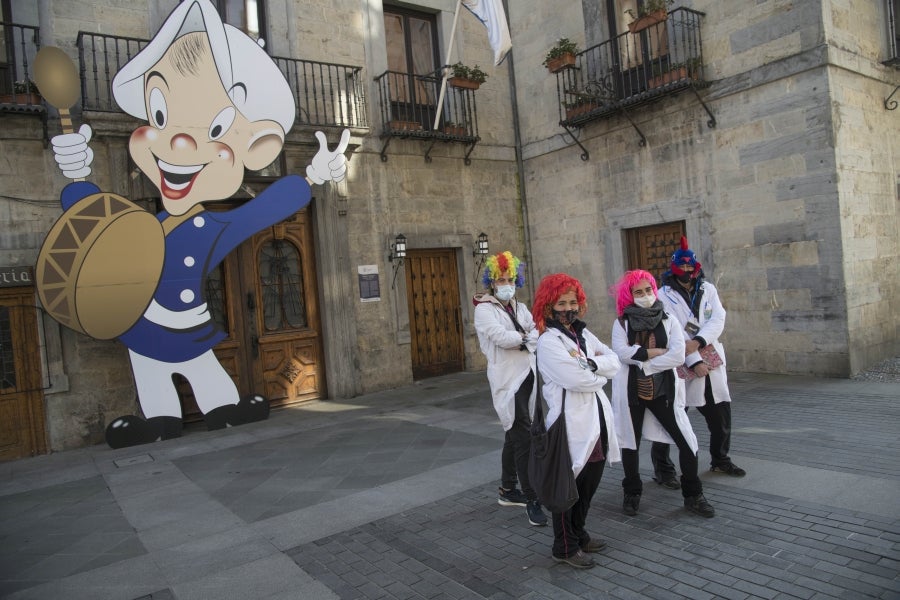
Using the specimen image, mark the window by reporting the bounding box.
[888,0,900,65]
[215,0,266,42]
[259,239,307,331]
[383,6,441,127]
[604,0,670,97]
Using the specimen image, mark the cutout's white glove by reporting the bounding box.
[306,129,350,184]
[52,124,94,180]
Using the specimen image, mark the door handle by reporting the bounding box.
[247,292,255,310]
[251,335,259,358]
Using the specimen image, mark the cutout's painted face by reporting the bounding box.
[129,33,283,216]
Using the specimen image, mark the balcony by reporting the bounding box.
[375,69,480,164]
[75,31,368,129]
[551,8,713,157]
[0,21,47,138]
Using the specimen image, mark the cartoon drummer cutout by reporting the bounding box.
[37,0,349,448]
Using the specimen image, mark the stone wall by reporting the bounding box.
[511,0,899,376]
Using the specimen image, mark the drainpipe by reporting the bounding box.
[502,0,536,291]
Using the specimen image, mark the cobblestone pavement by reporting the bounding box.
[0,370,898,600]
[851,356,900,383]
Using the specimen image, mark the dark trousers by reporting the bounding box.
[552,459,605,558]
[651,376,733,477]
[622,395,702,498]
[501,370,536,499]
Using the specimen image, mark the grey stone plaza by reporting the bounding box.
[1,368,898,599]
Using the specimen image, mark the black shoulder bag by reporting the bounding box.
[527,355,579,513]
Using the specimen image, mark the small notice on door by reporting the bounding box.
[358,265,380,302]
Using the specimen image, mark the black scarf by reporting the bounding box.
[622,300,665,332]
[545,318,587,350]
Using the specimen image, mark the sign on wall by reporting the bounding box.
[0,266,34,288]
[358,265,380,302]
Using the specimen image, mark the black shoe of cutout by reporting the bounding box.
[204,394,270,430]
[105,415,182,449]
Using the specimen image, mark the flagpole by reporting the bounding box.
[433,0,463,131]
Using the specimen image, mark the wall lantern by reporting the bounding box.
[388,233,407,289]
[473,232,489,284]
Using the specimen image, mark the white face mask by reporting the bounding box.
[634,294,656,308]
[494,285,516,302]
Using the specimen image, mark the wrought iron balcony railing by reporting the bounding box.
[375,68,480,163]
[551,7,713,153]
[0,22,43,108]
[75,31,367,129]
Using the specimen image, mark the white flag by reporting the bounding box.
[462,0,512,66]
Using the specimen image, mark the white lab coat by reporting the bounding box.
[536,327,622,478]
[474,295,539,431]
[610,313,698,453]
[658,280,732,406]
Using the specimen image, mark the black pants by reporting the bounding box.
[651,376,733,477]
[552,459,605,558]
[501,370,535,499]
[622,395,702,498]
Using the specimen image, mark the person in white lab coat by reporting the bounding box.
[610,270,715,519]
[531,273,621,569]
[650,237,747,487]
[473,251,546,527]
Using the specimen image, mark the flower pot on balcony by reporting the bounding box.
[0,93,42,105]
[545,53,576,74]
[389,120,423,132]
[628,9,668,34]
[564,102,599,120]
[442,125,467,136]
[648,66,689,89]
[448,77,481,90]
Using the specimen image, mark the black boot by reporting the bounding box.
[204,394,270,430]
[105,415,182,449]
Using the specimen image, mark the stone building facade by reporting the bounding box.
[0,0,897,455]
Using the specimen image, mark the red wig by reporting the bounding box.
[531,273,587,333]
[610,270,658,316]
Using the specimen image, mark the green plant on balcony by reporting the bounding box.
[442,121,467,136]
[543,37,580,73]
[563,98,599,120]
[449,63,487,89]
[625,0,674,33]
[13,79,40,94]
[2,79,42,105]
[648,57,701,89]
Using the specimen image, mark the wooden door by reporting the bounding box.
[0,288,48,460]
[242,213,325,405]
[178,209,325,421]
[625,221,685,280]
[405,249,464,379]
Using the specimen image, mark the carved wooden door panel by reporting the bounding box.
[625,221,685,279]
[405,249,464,379]
[0,288,48,460]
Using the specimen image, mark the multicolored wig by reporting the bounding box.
[610,270,658,317]
[481,251,526,289]
[531,273,587,333]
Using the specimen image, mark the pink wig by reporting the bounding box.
[611,270,658,316]
[531,273,587,333]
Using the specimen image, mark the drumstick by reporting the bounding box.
[33,46,86,181]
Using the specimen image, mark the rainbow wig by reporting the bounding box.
[611,270,658,316]
[482,251,526,289]
[531,273,587,333]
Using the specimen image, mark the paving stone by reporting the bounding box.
[1,372,898,599]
